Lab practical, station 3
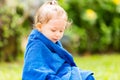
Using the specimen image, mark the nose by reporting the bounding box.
[55,32,61,38]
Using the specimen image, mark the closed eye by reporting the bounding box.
[51,29,56,32]
[60,30,63,32]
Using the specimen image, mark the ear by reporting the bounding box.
[36,23,42,30]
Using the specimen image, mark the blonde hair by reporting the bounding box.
[34,0,71,28]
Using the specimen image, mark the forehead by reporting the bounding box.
[47,19,66,29]
[48,18,66,24]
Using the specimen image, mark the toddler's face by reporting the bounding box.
[40,18,66,43]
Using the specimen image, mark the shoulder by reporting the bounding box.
[25,32,46,56]
[27,38,45,50]
[24,37,46,59]
[26,30,45,48]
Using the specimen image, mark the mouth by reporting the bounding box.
[52,38,58,42]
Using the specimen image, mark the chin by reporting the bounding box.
[54,41,58,43]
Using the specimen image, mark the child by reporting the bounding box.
[22,0,95,80]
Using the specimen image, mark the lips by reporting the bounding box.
[52,38,58,42]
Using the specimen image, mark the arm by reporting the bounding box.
[22,42,62,80]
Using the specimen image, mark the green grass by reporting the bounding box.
[0,54,120,80]
[0,62,22,80]
[74,54,120,80]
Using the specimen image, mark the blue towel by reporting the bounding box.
[22,29,95,80]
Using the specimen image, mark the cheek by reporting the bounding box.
[60,32,64,38]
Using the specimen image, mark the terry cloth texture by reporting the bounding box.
[22,29,95,80]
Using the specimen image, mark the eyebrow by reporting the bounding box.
[51,27,65,30]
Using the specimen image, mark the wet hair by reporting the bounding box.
[34,0,71,28]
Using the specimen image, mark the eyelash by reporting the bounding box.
[51,29,64,33]
[60,30,63,32]
[51,29,56,32]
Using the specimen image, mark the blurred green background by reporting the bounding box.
[0,0,120,80]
